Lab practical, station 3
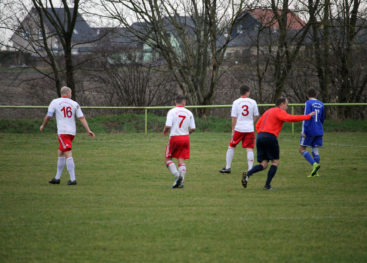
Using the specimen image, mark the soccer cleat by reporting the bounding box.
[171,176,183,189]
[308,162,321,178]
[241,171,249,188]
[178,183,184,189]
[219,167,231,174]
[67,180,77,185]
[264,185,273,190]
[49,178,60,184]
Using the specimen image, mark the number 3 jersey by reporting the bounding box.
[231,96,259,132]
[47,97,84,135]
[165,106,196,136]
[302,99,325,136]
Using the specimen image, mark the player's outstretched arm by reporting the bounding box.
[40,116,51,132]
[79,117,95,137]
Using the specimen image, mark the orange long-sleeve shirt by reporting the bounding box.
[256,107,311,137]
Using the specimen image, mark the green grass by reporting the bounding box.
[1,113,367,133]
[1,132,367,263]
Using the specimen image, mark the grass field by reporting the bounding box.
[1,132,367,263]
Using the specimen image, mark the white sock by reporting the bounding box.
[66,157,76,181]
[247,149,254,171]
[55,157,65,180]
[178,164,186,183]
[166,160,179,180]
[225,147,235,169]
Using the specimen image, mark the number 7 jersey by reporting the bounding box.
[231,97,259,132]
[165,106,196,136]
[47,97,84,135]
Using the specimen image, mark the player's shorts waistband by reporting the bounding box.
[258,132,276,138]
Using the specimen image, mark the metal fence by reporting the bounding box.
[1,103,366,134]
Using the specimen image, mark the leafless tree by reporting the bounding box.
[95,0,258,115]
[2,0,102,99]
[307,0,367,118]
[267,0,321,102]
[85,45,176,106]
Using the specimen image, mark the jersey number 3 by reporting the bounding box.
[61,106,72,118]
[178,115,186,128]
[242,105,249,116]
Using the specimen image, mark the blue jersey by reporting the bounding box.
[302,99,325,136]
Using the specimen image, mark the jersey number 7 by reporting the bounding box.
[178,115,186,128]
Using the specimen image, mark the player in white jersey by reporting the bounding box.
[40,86,95,185]
[219,85,259,174]
[163,95,196,188]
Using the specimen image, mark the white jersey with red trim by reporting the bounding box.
[231,97,259,132]
[165,106,195,136]
[47,97,84,135]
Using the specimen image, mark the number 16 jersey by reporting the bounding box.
[231,96,259,133]
[165,106,196,136]
[47,97,84,135]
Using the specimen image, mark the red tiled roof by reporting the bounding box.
[248,8,306,30]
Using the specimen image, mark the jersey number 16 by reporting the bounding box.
[61,106,72,118]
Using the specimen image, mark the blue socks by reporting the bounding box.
[302,151,315,165]
[265,165,277,186]
[312,152,320,163]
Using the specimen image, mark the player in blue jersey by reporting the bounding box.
[299,89,325,177]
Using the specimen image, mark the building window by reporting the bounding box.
[21,30,30,40]
[73,29,78,34]
[39,31,43,40]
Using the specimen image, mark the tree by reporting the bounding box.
[97,0,256,114]
[268,0,321,102]
[3,0,99,99]
[308,0,367,118]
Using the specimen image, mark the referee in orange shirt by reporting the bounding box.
[242,97,316,190]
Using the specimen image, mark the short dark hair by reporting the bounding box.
[307,89,317,98]
[175,95,186,104]
[240,85,250,95]
[276,97,288,106]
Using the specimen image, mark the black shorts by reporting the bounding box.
[256,132,279,162]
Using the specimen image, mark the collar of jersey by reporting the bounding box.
[62,96,69,98]
[176,105,184,107]
[241,96,248,98]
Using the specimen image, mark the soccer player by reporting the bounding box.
[219,85,259,174]
[299,89,325,177]
[163,95,196,188]
[242,97,315,190]
[40,86,95,185]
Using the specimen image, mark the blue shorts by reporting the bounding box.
[256,132,279,162]
[300,135,323,147]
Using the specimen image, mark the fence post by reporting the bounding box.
[145,108,148,135]
[291,106,295,135]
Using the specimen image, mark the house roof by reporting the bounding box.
[40,8,97,43]
[246,8,306,30]
[11,7,98,43]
